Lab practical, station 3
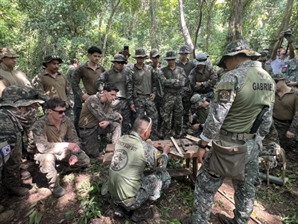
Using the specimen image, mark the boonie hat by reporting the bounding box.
[217,39,260,68]
[179,45,190,54]
[191,94,205,108]
[194,52,208,66]
[133,48,148,58]
[1,48,19,58]
[111,54,127,64]
[164,50,177,60]
[150,49,160,58]
[0,86,45,108]
[43,54,63,67]
[271,73,286,81]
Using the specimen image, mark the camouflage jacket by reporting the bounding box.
[189,65,217,94]
[201,61,275,142]
[283,58,298,86]
[159,66,186,94]
[31,115,80,154]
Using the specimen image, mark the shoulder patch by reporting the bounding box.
[214,82,235,103]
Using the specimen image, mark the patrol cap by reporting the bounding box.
[179,45,190,54]
[133,48,148,58]
[217,39,260,68]
[0,85,45,108]
[271,73,286,81]
[194,52,208,66]
[190,94,205,108]
[43,54,63,67]
[150,49,160,58]
[1,48,19,58]
[164,50,177,60]
[110,54,127,64]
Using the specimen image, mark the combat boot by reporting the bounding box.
[0,205,14,223]
[51,185,66,198]
[130,205,158,222]
[218,213,236,224]
[10,187,29,196]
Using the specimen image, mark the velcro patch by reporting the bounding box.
[218,90,232,103]
[214,82,234,103]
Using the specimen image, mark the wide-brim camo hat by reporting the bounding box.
[0,85,45,108]
[133,48,148,58]
[164,50,177,60]
[150,48,160,58]
[190,94,205,107]
[43,54,63,67]
[179,45,190,54]
[194,52,208,66]
[111,54,127,64]
[217,39,260,68]
[1,48,19,58]
[271,72,286,81]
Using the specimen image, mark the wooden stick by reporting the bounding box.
[170,137,184,156]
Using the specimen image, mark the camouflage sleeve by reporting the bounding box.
[95,71,108,93]
[151,69,157,95]
[259,102,274,137]
[127,70,134,105]
[200,73,237,141]
[31,119,70,154]
[159,70,185,88]
[202,67,217,89]
[189,69,197,91]
[86,96,120,122]
[32,74,45,94]
[143,142,168,169]
[65,117,80,145]
[71,66,84,98]
[289,94,298,133]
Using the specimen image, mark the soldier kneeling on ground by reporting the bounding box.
[0,85,45,223]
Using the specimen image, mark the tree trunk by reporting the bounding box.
[101,0,121,64]
[205,0,216,53]
[98,3,108,46]
[178,0,194,55]
[149,0,159,48]
[276,0,294,36]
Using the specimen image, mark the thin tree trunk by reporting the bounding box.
[193,0,204,58]
[205,0,216,52]
[178,0,194,55]
[149,0,159,48]
[276,0,294,36]
[98,4,108,46]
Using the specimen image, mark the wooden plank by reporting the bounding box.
[170,137,184,156]
[103,152,113,165]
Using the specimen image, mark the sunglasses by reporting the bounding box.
[52,109,66,114]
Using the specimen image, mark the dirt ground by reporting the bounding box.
[1,147,298,224]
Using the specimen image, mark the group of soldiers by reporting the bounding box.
[0,31,298,223]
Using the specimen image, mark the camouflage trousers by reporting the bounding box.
[1,134,23,189]
[182,95,192,131]
[273,119,296,150]
[111,98,131,135]
[79,122,121,158]
[154,95,163,133]
[161,93,184,139]
[73,91,82,136]
[192,138,260,224]
[134,95,158,140]
[113,170,171,211]
[34,150,90,189]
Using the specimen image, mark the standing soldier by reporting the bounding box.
[160,50,186,139]
[0,85,44,222]
[128,48,159,140]
[189,40,275,224]
[0,48,31,96]
[176,45,195,135]
[71,46,106,132]
[96,54,132,135]
[32,55,74,118]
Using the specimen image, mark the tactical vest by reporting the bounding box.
[221,67,275,133]
[108,134,146,201]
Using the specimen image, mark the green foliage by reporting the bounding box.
[25,203,43,224]
[282,212,298,224]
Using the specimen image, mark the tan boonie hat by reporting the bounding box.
[217,39,260,68]
[150,49,160,58]
[0,85,44,108]
[111,54,127,64]
[133,48,148,58]
[43,54,63,67]
[1,48,19,58]
[191,94,205,108]
[271,72,286,81]
[164,50,177,60]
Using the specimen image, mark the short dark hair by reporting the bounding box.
[70,58,79,65]
[132,115,151,133]
[103,82,119,92]
[46,98,66,110]
[88,46,102,55]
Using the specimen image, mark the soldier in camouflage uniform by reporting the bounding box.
[271,72,298,150]
[95,54,132,135]
[31,98,90,197]
[189,40,275,224]
[283,57,298,88]
[257,52,273,74]
[176,45,195,135]
[128,48,159,140]
[190,94,210,137]
[32,55,74,118]
[150,49,164,137]
[0,85,44,223]
[0,48,32,96]
[108,115,171,222]
[160,50,186,139]
[78,83,122,158]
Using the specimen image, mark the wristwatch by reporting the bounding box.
[198,140,208,149]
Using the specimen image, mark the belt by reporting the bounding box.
[136,93,150,96]
[219,130,255,140]
[79,127,94,130]
[273,117,292,124]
